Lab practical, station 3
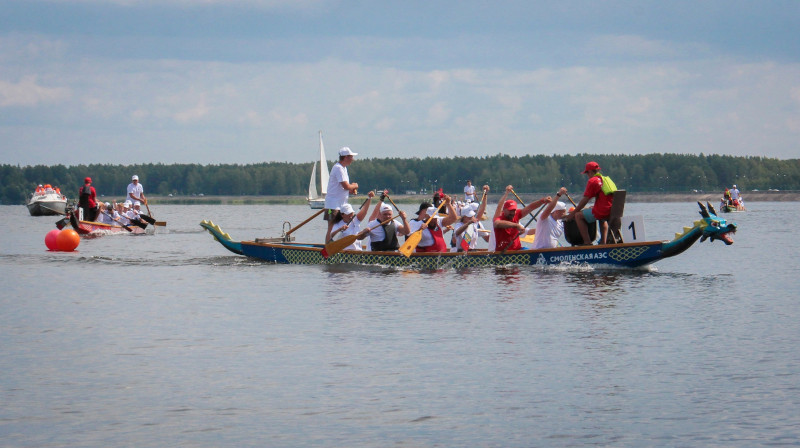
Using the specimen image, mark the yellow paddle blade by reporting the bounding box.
[399,230,422,257]
[322,234,359,258]
[519,234,535,243]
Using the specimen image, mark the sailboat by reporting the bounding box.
[307,131,329,209]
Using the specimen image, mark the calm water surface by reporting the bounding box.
[1,202,798,447]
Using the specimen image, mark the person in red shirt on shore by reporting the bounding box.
[567,161,615,245]
[492,185,551,252]
[78,177,98,221]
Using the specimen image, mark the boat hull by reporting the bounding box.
[237,240,668,269]
[201,202,736,270]
[308,198,325,209]
[27,197,67,216]
[721,205,745,213]
[67,212,147,236]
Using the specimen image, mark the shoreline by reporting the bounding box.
[141,191,799,205]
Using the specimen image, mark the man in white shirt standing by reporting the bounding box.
[324,147,360,242]
[127,175,146,206]
[464,180,476,203]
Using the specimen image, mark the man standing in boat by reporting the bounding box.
[78,177,98,221]
[127,175,146,206]
[324,147,360,242]
[566,161,615,245]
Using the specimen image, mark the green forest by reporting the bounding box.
[2,153,799,204]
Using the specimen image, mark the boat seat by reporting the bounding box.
[604,190,627,244]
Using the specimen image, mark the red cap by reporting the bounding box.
[503,200,517,211]
[582,161,600,173]
[84,177,92,183]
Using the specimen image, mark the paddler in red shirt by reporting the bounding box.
[566,161,615,245]
[492,185,551,252]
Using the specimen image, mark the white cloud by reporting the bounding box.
[0,75,71,107]
[30,0,328,8]
[1,31,799,165]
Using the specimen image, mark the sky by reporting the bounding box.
[1,0,798,167]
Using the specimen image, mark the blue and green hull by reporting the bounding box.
[200,218,711,269]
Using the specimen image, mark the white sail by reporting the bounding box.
[308,160,318,200]
[319,131,329,195]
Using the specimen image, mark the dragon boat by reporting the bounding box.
[200,202,736,269]
[56,209,148,236]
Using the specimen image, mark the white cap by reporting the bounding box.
[133,201,141,207]
[132,175,139,181]
[338,147,358,157]
[470,202,480,210]
[123,200,132,207]
[554,201,567,211]
[426,206,437,217]
[340,203,354,215]
[105,202,111,207]
[379,203,392,213]
[733,184,737,188]
[462,209,476,218]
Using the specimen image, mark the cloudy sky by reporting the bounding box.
[1,0,798,166]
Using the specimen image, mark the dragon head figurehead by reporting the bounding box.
[697,201,737,245]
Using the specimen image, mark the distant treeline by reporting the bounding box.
[2,153,799,204]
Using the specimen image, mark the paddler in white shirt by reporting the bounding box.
[329,191,374,250]
[366,200,410,251]
[454,185,490,251]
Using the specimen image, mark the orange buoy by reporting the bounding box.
[56,228,80,251]
[45,229,60,251]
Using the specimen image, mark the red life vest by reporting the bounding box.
[417,221,448,252]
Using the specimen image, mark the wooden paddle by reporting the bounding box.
[565,193,578,207]
[385,194,401,212]
[137,212,156,225]
[285,209,325,237]
[102,211,133,232]
[523,203,547,227]
[127,217,148,229]
[322,216,394,258]
[143,200,166,226]
[399,200,448,257]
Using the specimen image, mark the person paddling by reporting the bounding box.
[328,191,374,251]
[492,185,550,252]
[366,200,410,251]
[454,184,490,251]
[531,187,568,249]
[407,194,458,253]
